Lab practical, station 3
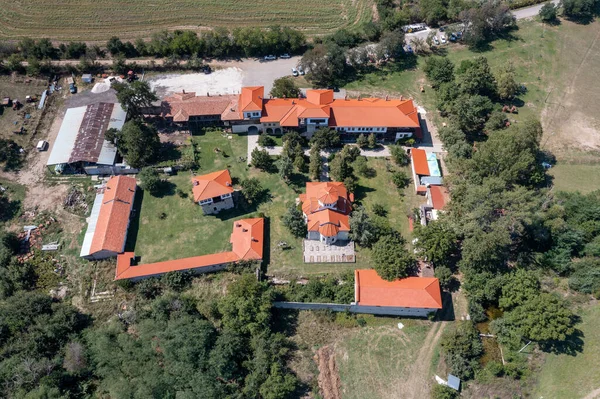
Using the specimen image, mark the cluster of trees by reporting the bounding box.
[0,138,22,172]
[275,272,355,304]
[561,0,600,20]
[0,230,300,399]
[459,2,516,49]
[424,55,518,144]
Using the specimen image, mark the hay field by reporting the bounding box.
[0,0,373,41]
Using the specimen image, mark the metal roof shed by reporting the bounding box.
[47,106,87,166]
[447,374,460,391]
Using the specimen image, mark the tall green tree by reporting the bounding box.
[424,56,455,88]
[413,221,458,267]
[372,233,415,281]
[113,120,161,168]
[282,205,307,238]
[309,144,322,181]
[277,154,293,182]
[270,76,300,98]
[113,81,158,118]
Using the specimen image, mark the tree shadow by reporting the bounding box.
[158,142,182,162]
[0,197,21,222]
[435,292,456,321]
[262,216,271,274]
[540,327,585,356]
[289,172,309,191]
[352,185,375,203]
[151,181,177,198]
[124,189,144,252]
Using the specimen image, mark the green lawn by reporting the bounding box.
[127,129,423,275]
[550,163,600,193]
[533,304,600,399]
[336,320,433,399]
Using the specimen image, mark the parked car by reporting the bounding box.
[69,83,77,94]
[439,27,446,32]
[203,65,212,74]
[291,67,299,77]
[449,33,457,42]
[433,36,440,45]
[36,140,48,152]
[405,45,413,53]
[455,31,463,39]
[264,55,277,61]
[298,66,305,75]
[280,53,291,59]
[441,35,447,44]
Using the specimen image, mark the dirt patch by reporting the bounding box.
[316,345,342,399]
[148,69,244,98]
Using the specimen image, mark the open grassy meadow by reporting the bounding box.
[532,304,600,399]
[0,0,373,41]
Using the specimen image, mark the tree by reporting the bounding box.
[377,29,406,60]
[498,269,540,311]
[329,145,360,182]
[485,111,509,132]
[349,206,379,247]
[367,133,377,149]
[300,43,348,87]
[241,177,265,204]
[270,76,300,98]
[562,0,597,19]
[441,322,484,380]
[424,56,455,88]
[138,167,161,195]
[569,258,600,295]
[277,154,293,182]
[492,293,577,348]
[372,203,387,217]
[496,63,518,101]
[113,81,158,118]
[459,2,515,49]
[456,57,497,98]
[309,144,322,181]
[259,363,298,399]
[372,233,415,281]
[6,54,24,72]
[450,94,494,134]
[435,266,458,291]
[251,148,273,171]
[539,3,558,22]
[391,171,410,189]
[218,274,273,336]
[390,145,409,166]
[413,221,458,267]
[293,155,306,173]
[310,127,341,149]
[113,120,160,168]
[356,134,368,148]
[282,205,307,238]
[258,133,276,147]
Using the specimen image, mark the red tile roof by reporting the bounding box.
[307,209,351,236]
[300,182,353,215]
[354,269,442,309]
[115,218,264,280]
[429,185,450,210]
[192,169,234,202]
[411,148,430,176]
[89,176,137,255]
[162,92,237,122]
[240,86,264,112]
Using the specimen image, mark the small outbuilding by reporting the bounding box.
[82,74,93,83]
[447,374,460,391]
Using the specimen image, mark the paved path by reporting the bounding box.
[247,132,259,165]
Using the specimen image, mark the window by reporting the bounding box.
[221,193,232,199]
[253,112,259,117]
[200,198,212,205]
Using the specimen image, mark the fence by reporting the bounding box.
[273,302,434,317]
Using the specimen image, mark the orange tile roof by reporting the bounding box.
[301,182,353,215]
[307,89,334,105]
[306,209,350,235]
[319,222,340,237]
[354,269,442,309]
[239,86,264,112]
[429,185,450,210]
[192,169,233,202]
[162,93,237,122]
[115,218,264,280]
[230,218,264,260]
[89,176,137,255]
[411,148,430,176]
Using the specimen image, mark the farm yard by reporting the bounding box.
[124,128,422,277]
[0,0,373,41]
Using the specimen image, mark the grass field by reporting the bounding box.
[533,304,600,399]
[336,320,434,399]
[0,0,373,41]
[127,129,421,275]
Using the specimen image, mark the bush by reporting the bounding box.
[440,321,483,380]
[390,145,409,166]
[431,384,458,399]
[356,134,368,148]
[161,271,193,291]
[138,167,161,195]
[372,203,387,217]
[258,133,276,147]
[372,233,415,281]
[391,171,410,189]
[241,177,265,204]
[251,147,273,171]
[136,278,162,299]
[281,205,307,238]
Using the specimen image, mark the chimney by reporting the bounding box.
[283,95,286,99]
[193,180,199,186]
[226,182,231,187]
[400,95,403,101]
[182,89,185,94]
[251,236,257,242]
[207,92,210,97]
[345,95,348,100]
[236,223,242,227]
[243,228,248,232]
[385,95,389,101]
[358,96,361,101]
[292,100,296,105]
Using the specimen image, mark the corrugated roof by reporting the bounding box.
[354,269,442,309]
[46,103,123,166]
[192,169,233,202]
[80,191,105,257]
[429,185,450,210]
[88,176,137,256]
[411,148,430,176]
[115,218,264,280]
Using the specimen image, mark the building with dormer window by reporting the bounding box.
[298,182,354,244]
[192,169,235,215]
